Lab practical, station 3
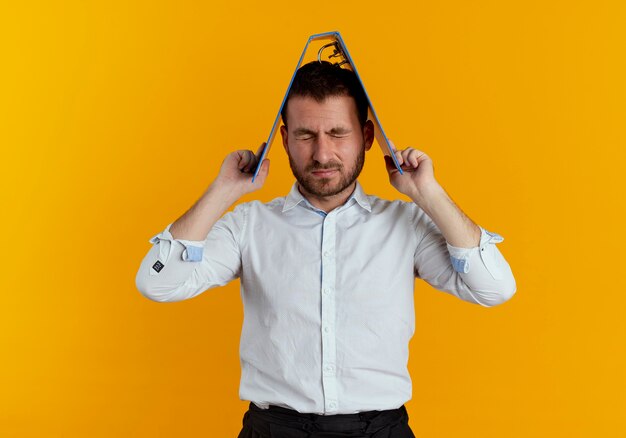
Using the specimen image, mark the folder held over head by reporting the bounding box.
[252,31,403,182]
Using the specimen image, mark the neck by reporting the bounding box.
[297,181,357,213]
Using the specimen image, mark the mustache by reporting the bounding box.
[307,162,342,171]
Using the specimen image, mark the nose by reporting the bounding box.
[312,135,334,165]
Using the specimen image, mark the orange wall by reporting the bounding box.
[1,1,625,436]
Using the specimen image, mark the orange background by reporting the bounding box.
[2,1,625,436]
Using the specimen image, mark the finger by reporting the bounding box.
[243,142,266,174]
[384,155,398,174]
[388,139,405,165]
[394,149,404,166]
[237,154,248,171]
[236,150,250,170]
[243,150,258,172]
[253,159,270,185]
[260,158,270,178]
[406,148,419,167]
[400,147,411,160]
[399,147,419,168]
[409,148,427,167]
[255,142,267,159]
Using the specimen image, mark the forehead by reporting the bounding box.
[285,94,359,129]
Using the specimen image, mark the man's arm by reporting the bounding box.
[383,140,480,248]
[169,144,269,241]
[410,183,481,249]
[135,143,270,302]
[385,142,516,306]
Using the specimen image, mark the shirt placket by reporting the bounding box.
[320,210,338,413]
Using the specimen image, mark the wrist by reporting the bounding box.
[410,181,444,208]
[204,180,241,208]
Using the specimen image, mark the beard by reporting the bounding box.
[287,143,366,198]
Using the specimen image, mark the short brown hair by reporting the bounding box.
[281,61,369,129]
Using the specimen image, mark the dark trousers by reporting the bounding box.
[237,401,416,437]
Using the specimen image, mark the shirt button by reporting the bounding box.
[328,401,337,409]
[323,251,330,257]
[324,326,330,333]
[323,288,331,295]
[324,365,334,372]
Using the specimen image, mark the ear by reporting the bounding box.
[363,120,374,151]
[280,125,288,152]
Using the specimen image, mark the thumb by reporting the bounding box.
[384,155,397,174]
[260,158,270,176]
[255,158,270,184]
[255,141,267,158]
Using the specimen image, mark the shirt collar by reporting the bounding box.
[282,180,372,214]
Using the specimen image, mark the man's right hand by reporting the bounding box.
[215,142,270,198]
[167,143,270,242]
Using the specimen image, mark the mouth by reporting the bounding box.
[311,169,338,178]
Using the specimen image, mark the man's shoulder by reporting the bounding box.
[364,192,419,215]
[231,196,287,213]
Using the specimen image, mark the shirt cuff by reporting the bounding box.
[446,227,504,274]
[148,223,205,265]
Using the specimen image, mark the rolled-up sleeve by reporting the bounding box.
[413,209,517,307]
[135,203,247,303]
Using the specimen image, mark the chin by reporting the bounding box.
[310,181,349,197]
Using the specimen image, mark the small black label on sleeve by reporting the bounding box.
[152,260,164,273]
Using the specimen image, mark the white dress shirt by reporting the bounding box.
[135,181,516,415]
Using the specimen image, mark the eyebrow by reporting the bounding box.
[293,127,352,136]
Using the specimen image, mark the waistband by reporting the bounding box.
[246,401,408,436]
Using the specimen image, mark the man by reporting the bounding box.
[135,61,516,437]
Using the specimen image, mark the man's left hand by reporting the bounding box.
[384,139,440,201]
